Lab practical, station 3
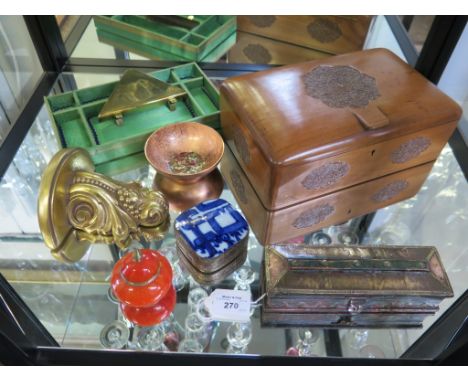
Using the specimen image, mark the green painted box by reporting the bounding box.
[45,63,220,175]
[94,15,236,62]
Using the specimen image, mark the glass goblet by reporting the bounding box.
[100,320,130,349]
[188,287,209,314]
[359,344,386,358]
[178,338,203,353]
[337,231,359,245]
[195,297,212,324]
[136,325,166,351]
[172,261,188,292]
[309,232,332,245]
[297,329,319,357]
[185,312,210,348]
[227,321,252,350]
[233,265,256,292]
[346,329,369,350]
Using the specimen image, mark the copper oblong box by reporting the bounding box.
[261,244,454,327]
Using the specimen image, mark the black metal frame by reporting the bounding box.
[385,15,419,66]
[402,290,468,360]
[63,16,93,56]
[0,15,467,366]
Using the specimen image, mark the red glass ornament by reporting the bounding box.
[111,249,173,307]
[120,285,177,327]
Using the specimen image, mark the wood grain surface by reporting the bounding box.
[221,145,435,245]
[237,16,372,54]
[220,48,462,210]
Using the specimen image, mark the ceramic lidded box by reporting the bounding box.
[175,199,249,284]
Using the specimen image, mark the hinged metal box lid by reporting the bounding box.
[264,244,453,315]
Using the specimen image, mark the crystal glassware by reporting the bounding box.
[172,261,188,292]
[346,329,369,350]
[359,344,386,358]
[226,321,252,354]
[185,312,210,348]
[118,240,144,259]
[188,287,209,314]
[136,325,167,351]
[337,230,359,245]
[159,313,185,351]
[107,286,119,304]
[178,338,203,353]
[233,265,256,292]
[159,246,188,291]
[308,231,332,245]
[100,320,130,349]
[297,329,320,357]
[195,297,213,324]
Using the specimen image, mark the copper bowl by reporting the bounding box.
[145,122,224,183]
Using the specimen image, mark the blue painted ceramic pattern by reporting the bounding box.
[175,199,248,259]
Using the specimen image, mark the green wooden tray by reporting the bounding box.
[94,15,236,62]
[45,63,220,175]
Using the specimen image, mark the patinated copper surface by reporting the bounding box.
[265,244,453,298]
[261,244,453,327]
[145,122,224,183]
[153,168,224,212]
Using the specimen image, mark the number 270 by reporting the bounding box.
[224,302,239,309]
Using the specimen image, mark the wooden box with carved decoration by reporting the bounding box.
[227,16,372,65]
[220,48,462,244]
[237,16,372,54]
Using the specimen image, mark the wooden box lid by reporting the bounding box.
[221,48,462,165]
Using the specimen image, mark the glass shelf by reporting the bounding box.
[0,16,467,362]
[1,67,467,359]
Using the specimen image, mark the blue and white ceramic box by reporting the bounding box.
[175,199,249,274]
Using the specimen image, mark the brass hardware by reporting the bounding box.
[167,97,177,111]
[98,69,186,124]
[38,148,170,263]
[115,114,124,126]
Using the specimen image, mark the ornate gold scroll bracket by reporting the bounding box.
[38,148,170,263]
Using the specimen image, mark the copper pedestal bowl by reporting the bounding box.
[145,122,225,212]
